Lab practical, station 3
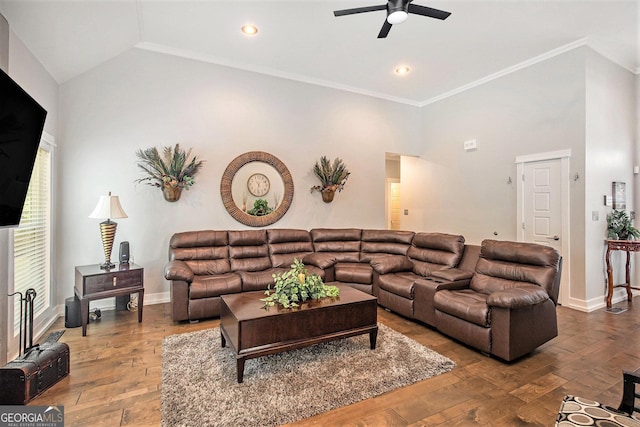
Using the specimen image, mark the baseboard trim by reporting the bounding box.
[54,291,170,315]
[565,288,636,312]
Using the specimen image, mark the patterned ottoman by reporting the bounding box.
[556,395,640,426]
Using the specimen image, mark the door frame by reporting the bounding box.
[516,149,571,306]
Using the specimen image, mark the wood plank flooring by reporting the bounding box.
[30,300,640,426]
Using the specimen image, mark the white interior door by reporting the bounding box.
[523,159,562,252]
[517,151,571,307]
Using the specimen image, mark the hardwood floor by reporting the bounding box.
[30,300,640,426]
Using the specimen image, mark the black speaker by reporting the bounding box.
[119,241,130,264]
[65,297,81,328]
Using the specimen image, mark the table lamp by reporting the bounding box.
[89,191,128,269]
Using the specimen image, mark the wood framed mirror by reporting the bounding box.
[220,151,294,227]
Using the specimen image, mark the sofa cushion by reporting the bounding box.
[190,273,242,299]
[334,262,372,284]
[169,230,231,275]
[229,230,271,272]
[170,230,228,249]
[409,232,465,277]
[267,228,314,268]
[378,271,422,299]
[186,258,232,276]
[371,255,414,274]
[239,269,281,292]
[311,228,361,262]
[470,240,561,296]
[301,252,336,269]
[433,289,490,327]
[360,229,415,262]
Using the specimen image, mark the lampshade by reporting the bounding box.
[89,192,127,269]
[89,192,128,220]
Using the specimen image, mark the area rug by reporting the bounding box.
[161,323,455,427]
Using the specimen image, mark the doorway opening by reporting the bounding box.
[385,153,401,230]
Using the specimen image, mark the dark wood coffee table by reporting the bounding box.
[220,284,378,383]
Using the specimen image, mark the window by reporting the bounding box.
[12,143,52,337]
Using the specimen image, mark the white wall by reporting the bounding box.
[584,50,638,305]
[57,48,421,304]
[406,48,588,304]
[411,48,586,240]
[402,47,638,310]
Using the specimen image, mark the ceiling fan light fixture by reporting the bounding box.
[395,66,410,75]
[387,10,408,24]
[241,24,258,36]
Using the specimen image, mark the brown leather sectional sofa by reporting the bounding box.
[164,228,562,361]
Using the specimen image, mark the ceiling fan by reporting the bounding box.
[333,0,451,38]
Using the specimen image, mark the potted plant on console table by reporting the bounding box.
[310,156,350,203]
[262,259,339,309]
[607,210,640,240]
[135,143,204,202]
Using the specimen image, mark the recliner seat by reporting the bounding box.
[433,239,562,361]
[374,232,466,318]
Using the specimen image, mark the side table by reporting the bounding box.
[605,240,640,308]
[74,263,144,336]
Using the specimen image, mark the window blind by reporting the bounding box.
[13,147,51,333]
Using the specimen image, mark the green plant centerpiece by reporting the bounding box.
[247,198,273,216]
[135,143,204,202]
[607,210,640,240]
[310,156,350,203]
[262,259,339,309]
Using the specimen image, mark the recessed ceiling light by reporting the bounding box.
[395,66,410,75]
[241,24,258,36]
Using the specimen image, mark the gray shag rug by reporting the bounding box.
[161,323,455,427]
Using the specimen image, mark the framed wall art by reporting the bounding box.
[612,181,626,210]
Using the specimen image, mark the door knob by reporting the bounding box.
[546,235,560,241]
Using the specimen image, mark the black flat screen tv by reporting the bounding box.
[0,68,47,228]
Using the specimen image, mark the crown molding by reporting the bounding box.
[586,40,639,75]
[134,42,422,107]
[418,38,589,107]
[136,37,638,111]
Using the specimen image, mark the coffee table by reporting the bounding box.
[219,284,378,383]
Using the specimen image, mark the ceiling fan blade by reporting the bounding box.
[377,20,392,38]
[334,4,386,17]
[407,3,451,20]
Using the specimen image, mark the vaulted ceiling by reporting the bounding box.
[0,0,638,105]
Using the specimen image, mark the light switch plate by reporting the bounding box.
[463,139,477,151]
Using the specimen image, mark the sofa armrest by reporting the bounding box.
[431,268,474,282]
[487,285,549,308]
[164,260,194,282]
[415,278,470,291]
[302,252,336,269]
[371,255,413,274]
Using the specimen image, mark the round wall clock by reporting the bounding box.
[247,173,270,197]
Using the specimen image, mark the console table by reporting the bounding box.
[75,263,144,336]
[605,240,640,308]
